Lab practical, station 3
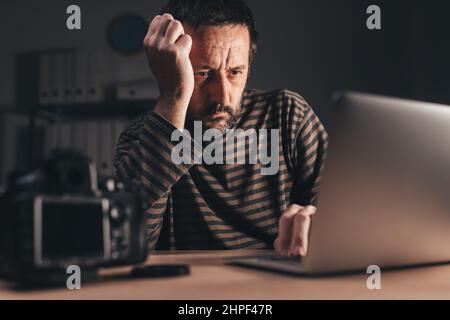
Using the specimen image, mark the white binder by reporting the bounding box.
[61,51,73,104]
[38,53,51,106]
[73,50,88,104]
[86,50,106,103]
[51,53,64,105]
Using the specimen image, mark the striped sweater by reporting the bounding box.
[113,89,329,251]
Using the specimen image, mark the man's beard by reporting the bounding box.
[189,101,243,133]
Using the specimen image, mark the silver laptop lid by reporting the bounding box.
[304,92,450,273]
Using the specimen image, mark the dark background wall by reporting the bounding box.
[1,0,450,113]
[0,0,449,182]
[247,0,450,124]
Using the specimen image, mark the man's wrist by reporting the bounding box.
[154,95,190,129]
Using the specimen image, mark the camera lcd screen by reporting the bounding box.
[41,200,105,260]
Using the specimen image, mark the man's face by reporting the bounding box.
[184,24,251,132]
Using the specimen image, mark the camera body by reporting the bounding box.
[0,150,148,285]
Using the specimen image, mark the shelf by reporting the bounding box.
[0,107,30,116]
[2,100,157,121]
[33,100,157,120]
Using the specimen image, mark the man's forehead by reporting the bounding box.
[184,24,250,68]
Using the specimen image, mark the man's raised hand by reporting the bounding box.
[143,14,194,129]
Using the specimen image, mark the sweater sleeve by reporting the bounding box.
[113,111,201,249]
[290,102,329,206]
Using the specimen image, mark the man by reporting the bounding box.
[114,0,328,257]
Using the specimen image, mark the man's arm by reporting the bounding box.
[113,112,196,249]
[114,13,196,249]
[291,104,329,206]
[275,99,329,256]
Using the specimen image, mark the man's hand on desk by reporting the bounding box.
[274,205,317,257]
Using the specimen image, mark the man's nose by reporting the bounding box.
[209,75,231,107]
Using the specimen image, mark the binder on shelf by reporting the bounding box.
[86,50,107,103]
[50,52,63,105]
[73,50,88,104]
[38,53,51,106]
[66,51,76,105]
[62,51,73,104]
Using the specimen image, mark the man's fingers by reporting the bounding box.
[275,205,303,255]
[299,216,312,256]
[275,205,317,256]
[288,213,312,256]
[146,14,187,50]
[288,214,305,256]
[165,19,185,44]
[175,34,193,53]
[301,205,317,217]
[288,206,316,256]
[155,13,174,37]
[147,15,162,36]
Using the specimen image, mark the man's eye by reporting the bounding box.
[229,70,243,77]
[195,71,210,78]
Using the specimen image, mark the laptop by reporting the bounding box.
[230,91,450,275]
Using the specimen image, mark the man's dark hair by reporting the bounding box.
[160,0,258,61]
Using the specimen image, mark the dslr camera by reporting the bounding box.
[0,150,148,285]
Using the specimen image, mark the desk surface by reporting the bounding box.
[2,250,450,300]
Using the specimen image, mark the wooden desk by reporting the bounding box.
[1,250,450,300]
